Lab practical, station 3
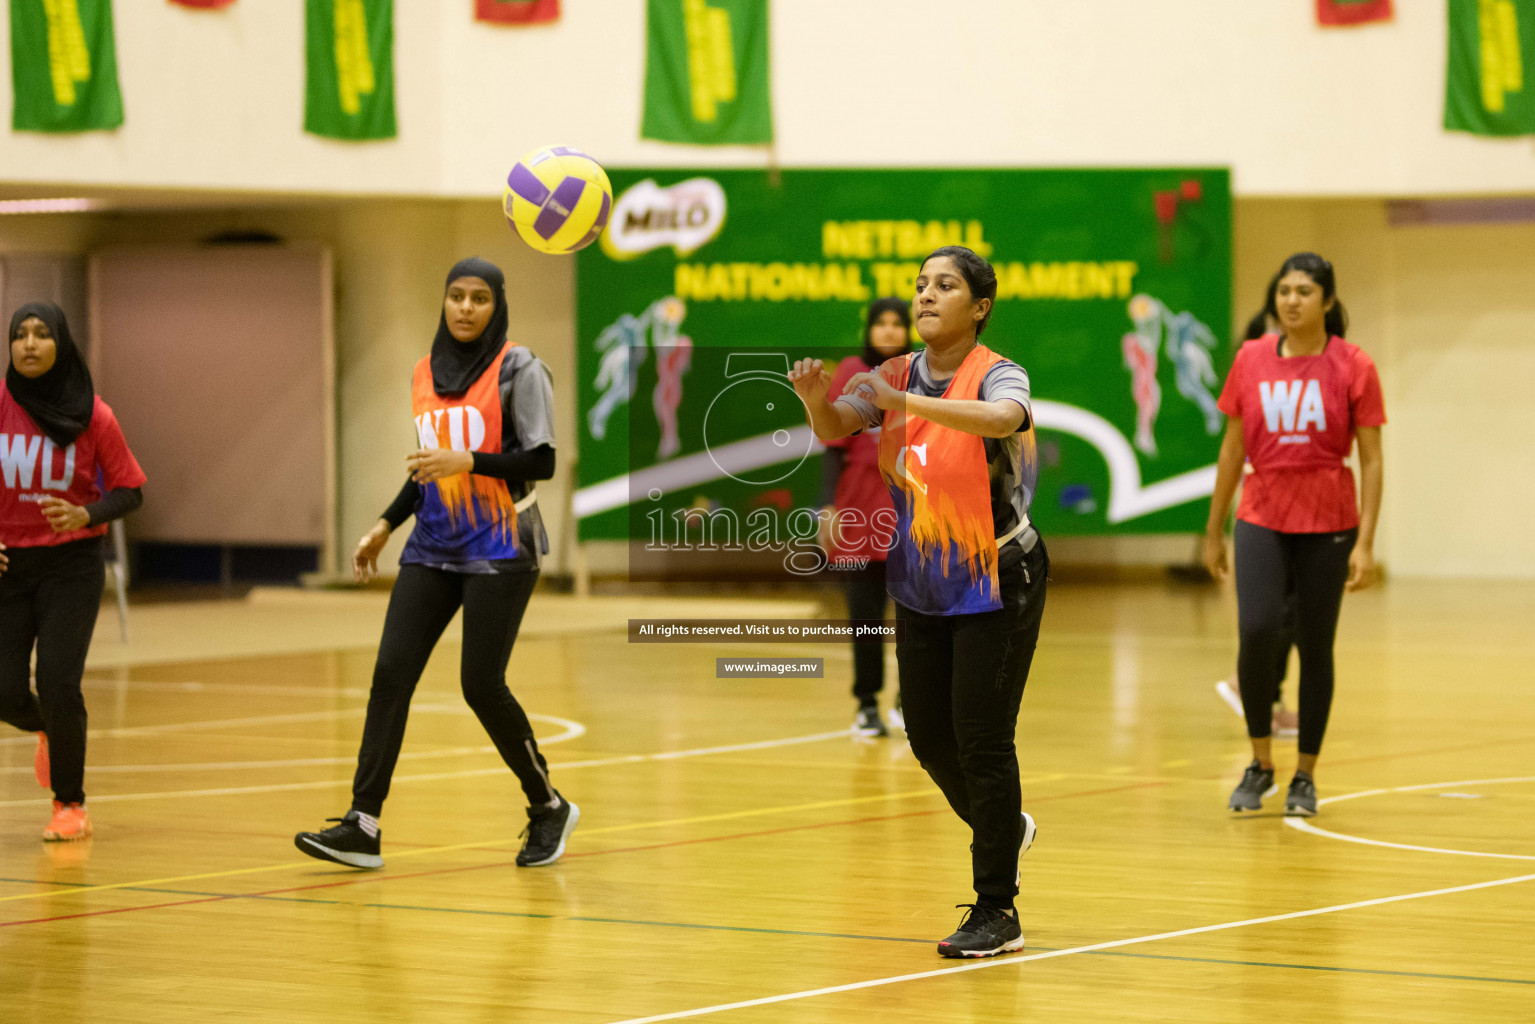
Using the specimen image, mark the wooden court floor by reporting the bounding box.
[1,578,1532,1023]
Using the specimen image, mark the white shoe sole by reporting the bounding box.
[520,802,581,867]
[1284,803,1317,817]
[295,835,383,870]
[940,934,1027,959]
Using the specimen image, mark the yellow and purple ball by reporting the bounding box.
[502,145,613,255]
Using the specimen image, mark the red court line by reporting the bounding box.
[2,779,1166,929]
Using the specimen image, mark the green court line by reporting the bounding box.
[1083,948,1535,986]
[4,876,1532,986]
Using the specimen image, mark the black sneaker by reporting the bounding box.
[1016,811,1038,886]
[1228,760,1278,812]
[294,810,383,869]
[937,904,1025,958]
[853,705,888,738]
[1285,774,1318,817]
[517,794,580,867]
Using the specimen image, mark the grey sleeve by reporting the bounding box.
[981,361,1032,427]
[834,393,884,433]
[500,348,558,450]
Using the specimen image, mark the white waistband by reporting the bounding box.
[514,490,538,513]
[996,515,1035,551]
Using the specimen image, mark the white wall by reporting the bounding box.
[5,2,1535,198]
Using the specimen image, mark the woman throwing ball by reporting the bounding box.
[2,302,146,842]
[791,246,1047,958]
[295,258,575,869]
[1205,253,1385,817]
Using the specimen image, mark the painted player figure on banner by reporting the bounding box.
[588,296,692,461]
[1121,293,1223,457]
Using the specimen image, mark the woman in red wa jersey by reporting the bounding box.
[294,258,576,871]
[821,297,911,737]
[793,246,1046,960]
[1204,253,1386,818]
[1,302,146,842]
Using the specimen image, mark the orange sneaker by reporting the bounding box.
[43,801,91,842]
[34,732,50,789]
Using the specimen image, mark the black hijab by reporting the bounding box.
[430,257,510,397]
[861,296,913,367]
[6,301,95,447]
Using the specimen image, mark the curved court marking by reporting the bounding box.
[1284,775,1535,861]
[599,872,1535,1024]
[0,729,849,809]
[0,713,587,775]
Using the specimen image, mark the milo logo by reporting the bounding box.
[602,178,727,261]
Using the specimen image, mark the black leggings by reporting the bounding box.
[0,539,104,806]
[897,541,1049,903]
[351,564,552,817]
[845,564,889,703]
[1234,520,1356,757]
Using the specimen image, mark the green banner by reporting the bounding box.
[642,0,772,145]
[305,0,396,141]
[1446,0,1535,136]
[9,0,124,133]
[574,169,1232,545]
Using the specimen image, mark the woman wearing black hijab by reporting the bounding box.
[295,258,574,869]
[2,302,145,842]
[820,298,912,737]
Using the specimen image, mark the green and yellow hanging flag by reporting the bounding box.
[1446,0,1535,136]
[642,0,773,145]
[305,0,396,141]
[10,0,125,133]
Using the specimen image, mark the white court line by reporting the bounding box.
[603,873,1535,1024]
[78,679,377,699]
[0,729,848,808]
[1284,775,1535,861]
[0,708,371,746]
[0,714,588,775]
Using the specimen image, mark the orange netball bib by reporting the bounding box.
[401,343,521,563]
[878,345,1006,615]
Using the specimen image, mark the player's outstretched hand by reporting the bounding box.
[788,358,831,404]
